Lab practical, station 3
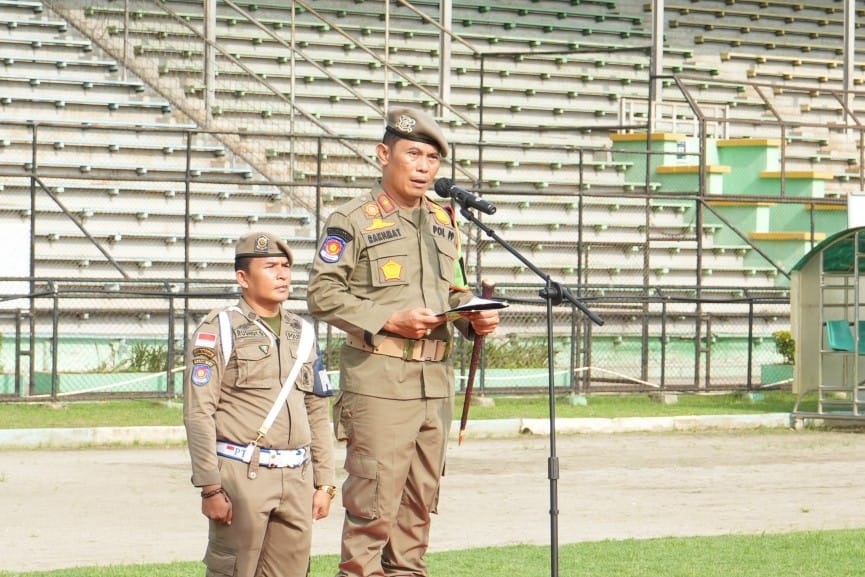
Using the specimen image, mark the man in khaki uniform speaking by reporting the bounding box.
[184,232,336,577]
[307,108,500,577]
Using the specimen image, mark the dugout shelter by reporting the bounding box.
[791,224,865,419]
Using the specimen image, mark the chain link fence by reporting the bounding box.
[0,119,809,402]
[0,278,791,401]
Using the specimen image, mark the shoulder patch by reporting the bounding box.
[318,227,352,263]
[195,332,217,348]
[191,363,212,386]
[326,227,353,243]
[193,347,215,359]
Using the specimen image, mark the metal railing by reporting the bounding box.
[0,280,791,401]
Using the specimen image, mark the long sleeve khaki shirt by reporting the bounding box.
[307,186,474,400]
[183,298,335,488]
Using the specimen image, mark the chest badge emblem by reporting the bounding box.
[381,258,403,281]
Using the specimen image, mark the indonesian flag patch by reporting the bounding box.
[195,332,217,348]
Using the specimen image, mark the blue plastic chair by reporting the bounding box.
[826,320,856,352]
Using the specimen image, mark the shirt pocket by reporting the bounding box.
[233,342,273,389]
[367,245,410,287]
[433,234,459,285]
[295,364,313,393]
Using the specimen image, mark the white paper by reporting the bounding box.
[437,297,508,321]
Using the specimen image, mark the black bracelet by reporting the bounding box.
[201,487,226,499]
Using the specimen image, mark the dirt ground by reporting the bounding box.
[3,429,865,573]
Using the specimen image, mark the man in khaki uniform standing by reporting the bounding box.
[184,232,336,577]
[307,109,500,577]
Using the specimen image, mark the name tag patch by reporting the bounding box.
[365,227,403,247]
[431,222,456,242]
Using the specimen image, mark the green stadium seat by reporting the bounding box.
[859,322,865,353]
[826,320,857,352]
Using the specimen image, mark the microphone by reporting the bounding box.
[434,178,497,215]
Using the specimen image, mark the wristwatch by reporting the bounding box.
[317,484,337,499]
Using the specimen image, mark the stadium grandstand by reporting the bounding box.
[0,0,862,416]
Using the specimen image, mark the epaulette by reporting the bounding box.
[334,195,371,217]
[200,308,223,325]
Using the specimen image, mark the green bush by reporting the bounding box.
[484,335,557,369]
[97,342,180,373]
[772,330,795,365]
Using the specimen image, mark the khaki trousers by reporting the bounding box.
[204,457,314,577]
[335,392,452,577]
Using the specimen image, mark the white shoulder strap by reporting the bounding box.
[217,310,233,368]
[257,319,315,439]
[217,305,275,368]
[216,309,315,441]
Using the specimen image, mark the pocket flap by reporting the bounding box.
[204,545,237,577]
[234,341,269,361]
[344,451,378,480]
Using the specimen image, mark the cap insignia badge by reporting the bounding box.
[254,235,269,253]
[395,114,416,134]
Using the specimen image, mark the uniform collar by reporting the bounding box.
[370,184,441,215]
[237,297,284,323]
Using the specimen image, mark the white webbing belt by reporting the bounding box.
[216,308,315,443]
[216,441,309,468]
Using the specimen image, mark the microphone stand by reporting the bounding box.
[456,201,604,577]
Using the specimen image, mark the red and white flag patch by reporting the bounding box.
[195,332,217,348]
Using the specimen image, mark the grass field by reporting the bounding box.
[0,391,857,577]
[1,529,862,577]
[0,390,813,430]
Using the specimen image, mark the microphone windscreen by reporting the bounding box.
[434,177,454,198]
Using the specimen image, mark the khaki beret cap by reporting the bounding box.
[384,107,448,157]
[235,232,293,266]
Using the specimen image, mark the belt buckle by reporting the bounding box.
[241,441,256,464]
[265,449,278,469]
[421,338,437,361]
